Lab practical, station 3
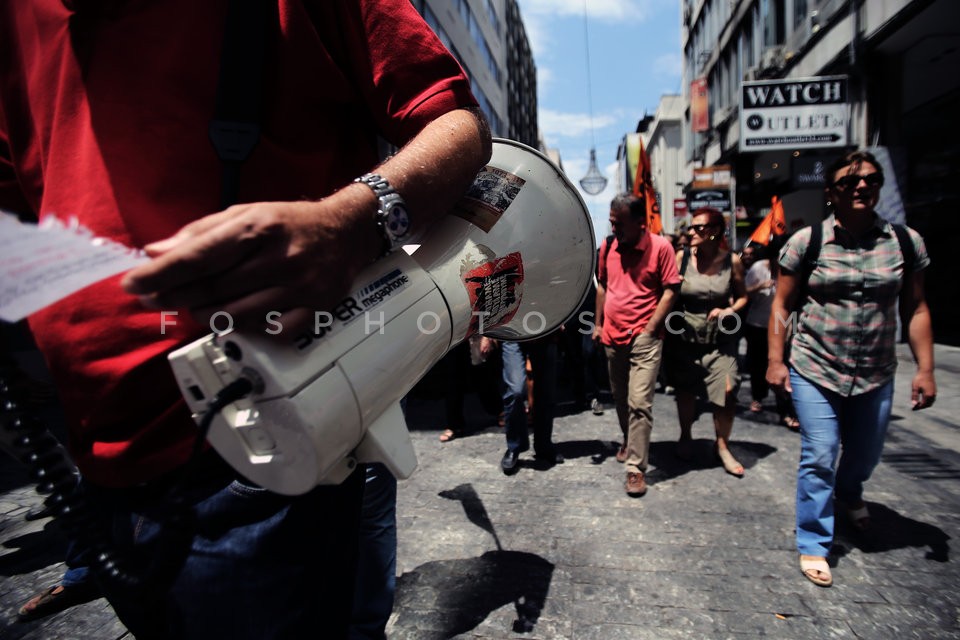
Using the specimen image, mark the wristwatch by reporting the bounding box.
[354,173,411,255]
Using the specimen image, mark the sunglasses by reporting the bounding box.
[688,224,716,235]
[832,173,883,191]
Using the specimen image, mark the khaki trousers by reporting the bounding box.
[605,333,663,473]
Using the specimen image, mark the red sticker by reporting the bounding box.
[462,252,524,337]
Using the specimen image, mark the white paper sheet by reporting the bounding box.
[0,213,149,322]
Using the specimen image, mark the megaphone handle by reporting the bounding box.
[354,403,418,480]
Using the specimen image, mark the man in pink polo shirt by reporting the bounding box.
[593,194,681,496]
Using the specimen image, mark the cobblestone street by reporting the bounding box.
[2,345,959,638]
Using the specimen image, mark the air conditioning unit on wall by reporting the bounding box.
[760,46,784,73]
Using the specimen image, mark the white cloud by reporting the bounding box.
[518,0,676,59]
[538,108,618,141]
[519,0,664,23]
[521,13,551,60]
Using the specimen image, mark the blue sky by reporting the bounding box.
[514,0,683,240]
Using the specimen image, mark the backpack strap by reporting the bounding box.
[598,234,615,287]
[679,246,691,281]
[209,0,272,209]
[795,222,822,308]
[891,224,915,279]
[892,223,916,343]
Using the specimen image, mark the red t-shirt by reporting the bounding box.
[598,232,680,345]
[0,0,477,487]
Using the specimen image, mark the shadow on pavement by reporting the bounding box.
[0,522,68,577]
[392,483,555,637]
[833,501,951,562]
[0,464,32,496]
[393,550,554,638]
[401,394,500,436]
[644,439,777,485]
[557,438,618,465]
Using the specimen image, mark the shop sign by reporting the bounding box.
[688,189,731,211]
[791,156,831,189]
[740,76,849,152]
[691,77,709,133]
[673,198,688,218]
[693,165,731,189]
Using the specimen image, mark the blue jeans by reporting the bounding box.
[350,463,397,640]
[62,475,94,589]
[790,369,893,557]
[61,539,92,589]
[86,455,364,639]
[502,340,557,455]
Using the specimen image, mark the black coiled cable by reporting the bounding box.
[0,366,253,595]
[0,368,145,590]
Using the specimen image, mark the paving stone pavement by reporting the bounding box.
[1,344,958,639]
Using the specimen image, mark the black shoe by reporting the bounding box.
[501,449,520,474]
[24,503,55,522]
[590,398,604,415]
[535,449,564,466]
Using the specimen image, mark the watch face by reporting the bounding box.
[384,203,411,240]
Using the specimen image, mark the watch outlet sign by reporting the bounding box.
[739,76,849,152]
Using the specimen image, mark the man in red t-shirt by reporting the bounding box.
[0,1,490,636]
[593,194,680,497]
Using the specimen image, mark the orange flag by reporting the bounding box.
[748,195,787,245]
[633,137,663,235]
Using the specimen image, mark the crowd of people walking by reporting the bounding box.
[433,153,937,593]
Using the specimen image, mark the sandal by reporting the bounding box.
[439,429,457,443]
[749,400,763,413]
[799,555,833,587]
[18,582,102,622]
[715,445,744,477]
[780,416,800,430]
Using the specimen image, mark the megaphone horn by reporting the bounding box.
[168,139,596,494]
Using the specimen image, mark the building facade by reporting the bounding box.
[414,0,538,148]
[681,0,960,343]
[616,97,686,236]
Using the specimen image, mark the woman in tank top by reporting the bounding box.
[664,208,748,476]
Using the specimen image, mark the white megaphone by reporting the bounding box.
[167,139,596,494]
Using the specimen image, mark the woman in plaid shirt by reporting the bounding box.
[766,150,937,588]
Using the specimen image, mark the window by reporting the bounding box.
[741,21,754,69]
[453,0,503,84]
[762,0,785,46]
[423,6,463,67]
[485,0,500,36]
[793,0,808,31]
[470,79,503,135]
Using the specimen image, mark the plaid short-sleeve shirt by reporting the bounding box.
[779,214,930,396]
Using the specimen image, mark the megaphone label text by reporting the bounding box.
[357,269,410,308]
[291,267,411,351]
[462,252,524,337]
[454,167,524,232]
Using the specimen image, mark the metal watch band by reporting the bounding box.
[354,173,410,255]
